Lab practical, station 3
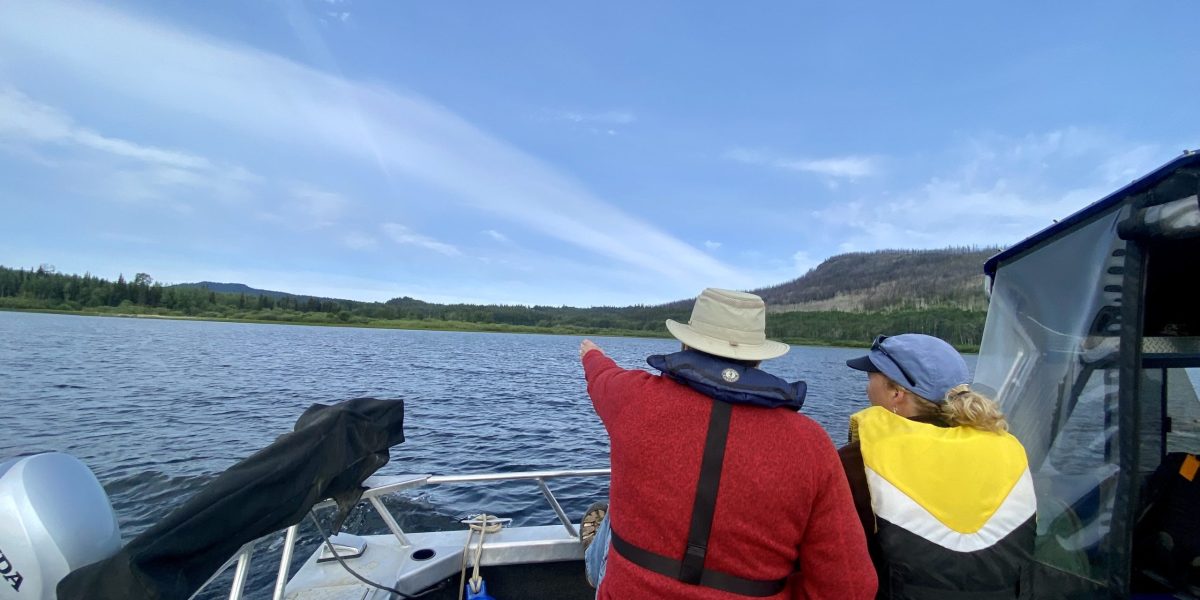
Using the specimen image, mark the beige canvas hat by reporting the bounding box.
[665,288,790,361]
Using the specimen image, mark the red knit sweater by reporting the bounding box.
[584,350,876,600]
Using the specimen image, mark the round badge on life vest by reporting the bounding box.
[722,368,739,382]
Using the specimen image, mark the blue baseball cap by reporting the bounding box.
[845,334,970,403]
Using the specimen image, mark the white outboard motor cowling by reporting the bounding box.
[0,453,121,599]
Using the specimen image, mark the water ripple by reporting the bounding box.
[1,311,974,547]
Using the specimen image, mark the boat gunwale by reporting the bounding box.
[194,467,612,600]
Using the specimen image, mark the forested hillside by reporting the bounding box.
[754,247,998,312]
[1,247,997,348]
[0,265,686,335]
[171,281,297,299]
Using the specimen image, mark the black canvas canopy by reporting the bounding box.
[58,397,405,600]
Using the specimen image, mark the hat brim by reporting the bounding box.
[665,319,789,361]
[846,355,880,372]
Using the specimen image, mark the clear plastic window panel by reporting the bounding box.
[974,205,1128,583]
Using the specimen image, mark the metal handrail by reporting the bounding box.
[427,468,612,484]
[228,540,256,600]
[272,526,298,600]
[192,467,610,600]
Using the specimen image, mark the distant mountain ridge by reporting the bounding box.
[752,247,999,313]
[4,247,996,347]
[171,247,1000,313]
[169,281,349,303]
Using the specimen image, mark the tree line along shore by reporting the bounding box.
[0,262,988,351]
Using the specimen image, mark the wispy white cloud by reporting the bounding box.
[541,109,635,136]
[290,184,349,227]
[482,229,510,243]
[725,147,877,179]
[792,251,816,274]
[0,139,59,167]
[381,223,461,256]
[317,0,350,23]
[97,232,157,245]
[342,232,376,250]
[0,87,211,171]
[738,249,822,289]
[0,87,261,205]
[0,2,743,290]
[704,240,721,251]
[548,110,636,125]
[812,129,1172,252]
[1098,144,1167,186]
[1,88,358,233]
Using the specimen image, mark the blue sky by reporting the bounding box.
[1,1,1197,306]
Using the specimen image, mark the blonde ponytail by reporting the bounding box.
[940,384,1008,433]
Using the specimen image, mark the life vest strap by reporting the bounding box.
[610,530,787,597]
[682,395,733,582]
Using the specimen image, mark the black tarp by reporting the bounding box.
[58,397,406,600]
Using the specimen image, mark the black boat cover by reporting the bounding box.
[57,397,406,600]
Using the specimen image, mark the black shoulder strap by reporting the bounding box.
[681,398,732,583]
[608,399,789,597]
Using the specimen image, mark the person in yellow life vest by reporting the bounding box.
[839,334,1036,599]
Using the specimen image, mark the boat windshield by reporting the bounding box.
[973,203,1130,585]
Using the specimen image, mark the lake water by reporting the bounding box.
[0,310,954,595]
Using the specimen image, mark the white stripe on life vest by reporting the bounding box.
[865,466,1037,553]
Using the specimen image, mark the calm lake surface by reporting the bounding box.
[0,311,974,594]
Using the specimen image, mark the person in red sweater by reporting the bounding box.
[579,288,876,599]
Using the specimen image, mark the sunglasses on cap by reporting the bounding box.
[872,335,917,388]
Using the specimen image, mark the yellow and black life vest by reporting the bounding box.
[852,406,1036,599]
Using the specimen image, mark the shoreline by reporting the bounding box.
[0,307,979,351]
[0,307,671,340]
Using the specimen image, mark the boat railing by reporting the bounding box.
[190,467,611,600]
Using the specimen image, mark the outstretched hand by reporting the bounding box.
[579,339,602,360]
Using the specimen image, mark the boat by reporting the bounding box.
[2,152,1199,599]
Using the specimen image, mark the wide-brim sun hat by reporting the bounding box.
[665,288,790,361]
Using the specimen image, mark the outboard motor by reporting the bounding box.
[0,453,121,600]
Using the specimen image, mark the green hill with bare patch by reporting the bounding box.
[754,247,998,313]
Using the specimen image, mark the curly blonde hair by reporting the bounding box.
[939,384,1008,433]
[894,382,1009,433]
